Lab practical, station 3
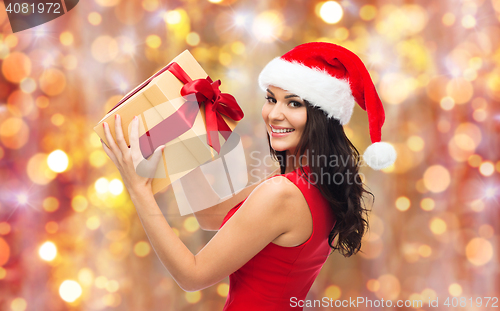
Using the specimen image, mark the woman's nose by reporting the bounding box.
[268,103,285,120]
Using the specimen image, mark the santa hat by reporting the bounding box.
[258,42,397,170]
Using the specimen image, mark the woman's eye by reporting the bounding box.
[289,101,302,108]
[265,96,276,104]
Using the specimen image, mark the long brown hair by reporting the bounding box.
[267,101,374,257]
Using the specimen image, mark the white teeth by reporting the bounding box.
[271,127,295,133]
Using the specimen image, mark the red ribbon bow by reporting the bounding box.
[169,63,244,153]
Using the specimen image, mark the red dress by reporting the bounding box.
[219,165,337,310]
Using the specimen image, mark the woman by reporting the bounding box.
[101,42,396,310]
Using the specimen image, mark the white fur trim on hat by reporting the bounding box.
[363,142,397,170]
[258,57,356,125]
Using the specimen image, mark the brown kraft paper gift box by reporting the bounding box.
[94,50,244,194]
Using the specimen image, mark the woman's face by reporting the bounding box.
[261,85,307,155]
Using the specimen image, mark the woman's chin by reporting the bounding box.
[271,144,293,153]
[270,144,285,152]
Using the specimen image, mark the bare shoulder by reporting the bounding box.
[245,175,312,246]
[217,175,308,240]
[245,176,307,216]
[191,176,309,287]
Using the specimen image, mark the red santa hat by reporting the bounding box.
[258,42,397,170]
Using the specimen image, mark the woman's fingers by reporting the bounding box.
[149,145,165,170]
[128,116,165,178]
[136,145,165,178]
[114,114,129,153]
[102,122,122,158]
[101,140,118,163]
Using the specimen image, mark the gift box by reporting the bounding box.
[94,50,244,194]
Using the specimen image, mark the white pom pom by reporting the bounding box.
[363,142,397,170]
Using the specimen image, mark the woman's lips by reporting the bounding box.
[271,131,294,137]
[269,125,295,137]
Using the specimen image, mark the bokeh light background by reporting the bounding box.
[0,0,499,310]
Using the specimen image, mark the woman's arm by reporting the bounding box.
[101,115,305,291]
[130,175,301,291]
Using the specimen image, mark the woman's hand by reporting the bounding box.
[101,114,165,194]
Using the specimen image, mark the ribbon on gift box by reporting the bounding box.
[139,62,244,158]
[174,62,244,153]
[108,61,244,159]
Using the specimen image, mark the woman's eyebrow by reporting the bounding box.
[285,94,300,99]
[266,89,275,96]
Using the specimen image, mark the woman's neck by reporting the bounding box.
[284,150,309,174]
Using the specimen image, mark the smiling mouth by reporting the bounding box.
[270,126,295,134]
